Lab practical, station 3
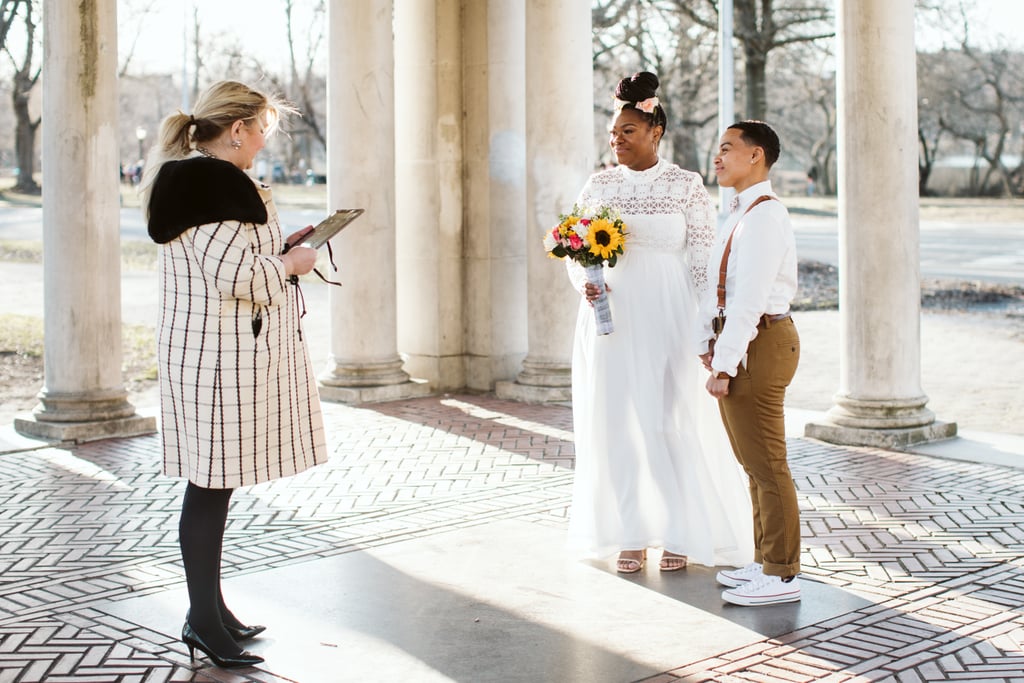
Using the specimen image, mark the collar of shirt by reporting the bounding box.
[731,180,776,215]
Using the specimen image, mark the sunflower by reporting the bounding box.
[559,215,581,236]
[586,218,625,260]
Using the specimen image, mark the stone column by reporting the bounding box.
[496,0,592,403]
[394,0,465,391]
[16,0,155,442]
[462,1,528,392]
[804,0,955,448]
[319,0,429,404]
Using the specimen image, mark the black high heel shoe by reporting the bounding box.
[181,622,264,669]
[225,622,267,641]
[185,609,266,641]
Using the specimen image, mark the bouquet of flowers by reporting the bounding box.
[543,204,627,335]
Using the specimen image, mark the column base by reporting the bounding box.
[32,388,139,422]
[493,357,571,404]
[804,394,957,448]
[318,379,432,405]
[318,356,432,405]
[804,419,957,449]
[493,380,571,404]
[14,412,157,444]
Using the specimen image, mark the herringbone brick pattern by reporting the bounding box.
[1,394,1023,681]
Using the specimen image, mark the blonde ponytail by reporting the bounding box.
[139,80,296,219]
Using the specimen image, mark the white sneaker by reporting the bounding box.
[715,562,763,588]
[722,574,801,606]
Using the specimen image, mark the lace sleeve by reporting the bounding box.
[684,178,716,296]
[565,258,588,294]
[563,176,596,295]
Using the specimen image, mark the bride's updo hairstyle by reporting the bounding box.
[614,71,668,132]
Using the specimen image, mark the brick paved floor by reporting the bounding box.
[1,395,1024,682]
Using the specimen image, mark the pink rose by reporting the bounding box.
[569,233,583,250]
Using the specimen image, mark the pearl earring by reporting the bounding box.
[231,139,242,150]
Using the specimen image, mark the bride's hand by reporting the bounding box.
[584,281,611,305]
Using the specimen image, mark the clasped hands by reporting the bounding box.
[701,342,730,399]
[587,279,728,397]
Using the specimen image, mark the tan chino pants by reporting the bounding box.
[718,316,801,577]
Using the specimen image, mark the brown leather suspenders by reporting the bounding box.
[712,194,776,336]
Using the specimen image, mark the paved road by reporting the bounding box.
[792,216,1024,284]
[1,206,1019,285]
[0,205,331,242]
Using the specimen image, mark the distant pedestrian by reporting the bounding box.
[698,120,802,606]
[805,166,818,196]
[139,80,328,668]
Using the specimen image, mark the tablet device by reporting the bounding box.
[297,209,364,249]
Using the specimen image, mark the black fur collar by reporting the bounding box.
[147,157,268,244]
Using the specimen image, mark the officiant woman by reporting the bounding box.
[138,80,328,669]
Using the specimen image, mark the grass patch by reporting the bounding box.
[0,313,157,379]
[0,240,42,263]
[0,239,158,270]
[0,314,44,357]
[122,323,158,382]
[122,241,158,270]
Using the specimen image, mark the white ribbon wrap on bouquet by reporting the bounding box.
[584,264,614,335]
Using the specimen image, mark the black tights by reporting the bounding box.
[179,482,245,654]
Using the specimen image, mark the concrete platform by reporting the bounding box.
[102,520,868,682]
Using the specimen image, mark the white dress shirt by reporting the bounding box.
[696,180,797,377]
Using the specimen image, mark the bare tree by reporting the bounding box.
[592,0,719,175]
[921,5,1024,196]
[916,51,955,196]
[663,0,832,121]
[117,0,159,77]
[770,43,835,194]
[3,0,39,194]
[943,48,1024,197]
[190,6,203,108]
[195,1,327,179]
[263,0,327,175]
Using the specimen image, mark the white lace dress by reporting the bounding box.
[566,159,754,567]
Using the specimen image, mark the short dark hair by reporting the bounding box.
[727,120,780,168]
[614,71,668,131]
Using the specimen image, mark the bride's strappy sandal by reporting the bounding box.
[617,549,646,574]
[659,552,688,572]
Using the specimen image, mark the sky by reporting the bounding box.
[120,0,1024,76]
[916,0,1024,50]
[120,1,320,75]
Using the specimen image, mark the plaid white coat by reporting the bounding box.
[156,179,327,489]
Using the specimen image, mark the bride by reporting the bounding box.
[566,72,754,573]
